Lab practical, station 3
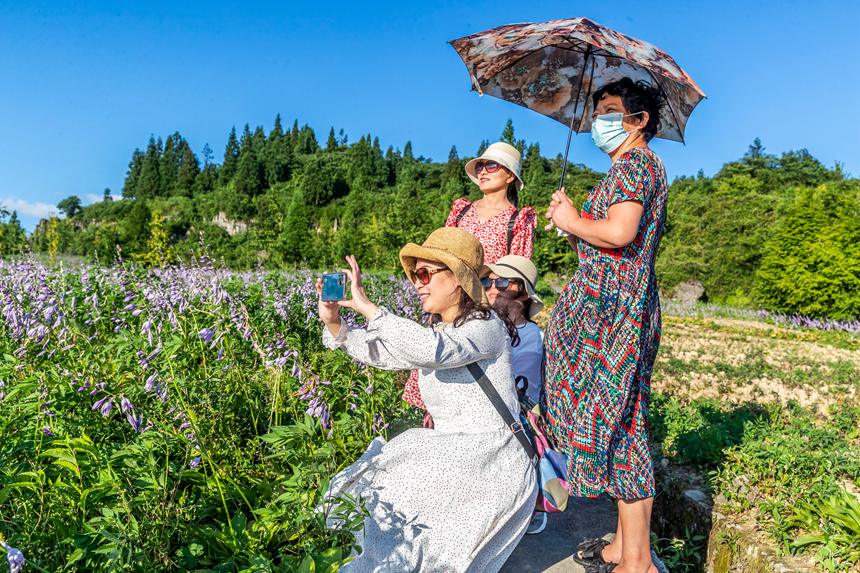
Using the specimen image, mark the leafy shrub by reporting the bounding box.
[0,258,421,571]
[754,182,860,319]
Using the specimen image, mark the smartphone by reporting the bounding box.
[320,272,346,302]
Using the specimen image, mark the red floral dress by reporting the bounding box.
[445,198,537,263]
[402,198,537,410]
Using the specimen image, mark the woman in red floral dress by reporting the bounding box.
[446,141,536,263]
[403,141,537,417]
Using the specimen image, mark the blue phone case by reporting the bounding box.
[321,272,346,302]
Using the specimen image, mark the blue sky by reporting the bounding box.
[1,0,858,230]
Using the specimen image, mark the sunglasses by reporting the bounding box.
[474,160,502,174]
[480,277,521,291]
[411,267,449,285]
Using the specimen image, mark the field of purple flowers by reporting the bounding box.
[0,255,421,572]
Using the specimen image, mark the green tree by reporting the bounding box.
[138,137,163,199]
[282,190,312,264]
[141,209,174,267]
[754,182,860,319]
[122,199,152,254]
[296,125,319,154]
[235,147,266,198]
[160,132,183,195]
[103,188,113,202]
[58,195,83,218]
[221,127,240,184]
[122,150,144,199]
[46,217,60,258]
[326,127,338,151]
[175,140,200,197]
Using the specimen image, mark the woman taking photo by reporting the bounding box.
[542,78,668,573]
[317,228,537,572]
[402,142,539,415]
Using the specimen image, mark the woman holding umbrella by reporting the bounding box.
[451,17,703,572]
[543,78,668,573]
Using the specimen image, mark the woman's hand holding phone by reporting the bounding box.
[316,255,379,336]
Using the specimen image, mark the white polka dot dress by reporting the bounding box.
[322,308,538,572]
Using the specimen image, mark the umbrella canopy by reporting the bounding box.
[450,17,705,143]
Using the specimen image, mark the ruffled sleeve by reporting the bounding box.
[509,205,537,258]
[445,197,472,227]
[609,149,655,207]
[323,307,507,371]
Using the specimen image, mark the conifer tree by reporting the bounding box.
[103,188,113,202]
[282,190,312,263]
[235,147,265,198]
[122,150,144,199]
[138,137,162,199]
[176,141,200,197]
[160,133,183,195]
[122,200,152,253]
[297,125,319,154]
[326,128,338,151]
[221,127,240,184]
[270,114,284,142]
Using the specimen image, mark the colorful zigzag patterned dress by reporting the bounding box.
[541,147,668,500]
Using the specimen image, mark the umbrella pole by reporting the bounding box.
[556,45,593,192]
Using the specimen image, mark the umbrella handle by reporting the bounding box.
[553,45,593,237]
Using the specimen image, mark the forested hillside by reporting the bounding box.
[26,118,860,319]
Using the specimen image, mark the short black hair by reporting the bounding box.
[592,78,666,142]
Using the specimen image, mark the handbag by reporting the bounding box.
[466,363,570,513]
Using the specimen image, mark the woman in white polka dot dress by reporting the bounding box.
[317,228,537,572]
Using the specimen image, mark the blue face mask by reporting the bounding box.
[590,112,642,154]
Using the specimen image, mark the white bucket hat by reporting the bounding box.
[464,141,524,192]
[480,254,544,319]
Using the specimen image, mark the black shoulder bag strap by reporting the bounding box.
[506,207,519,254]
[466,362,537,465]
[455,201,473,225]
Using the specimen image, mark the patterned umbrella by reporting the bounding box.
[450,17,705,182]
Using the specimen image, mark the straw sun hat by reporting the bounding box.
[480,254,544,319]
[399,227,485,303]
[464,141,524,192]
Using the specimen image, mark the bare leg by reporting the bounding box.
[614,497,657,573]
[600,509,623,563]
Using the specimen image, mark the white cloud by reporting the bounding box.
[0,197,57,219]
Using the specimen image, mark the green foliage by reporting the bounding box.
[58,195,83,218]
[754,182,860,319]
[30,124,858,320]
[0,262,420,571]
[140,209,174,267]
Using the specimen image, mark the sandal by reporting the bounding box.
[573,537,610,566]
[585,560,617,573]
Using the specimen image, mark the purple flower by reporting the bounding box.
[1,541,25,573]
[126,411,143,432]
[99,398,114,417]
[144,372,158,392]
[198,327,215,344]
[189,456,201,469]
[120,395,133,414]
